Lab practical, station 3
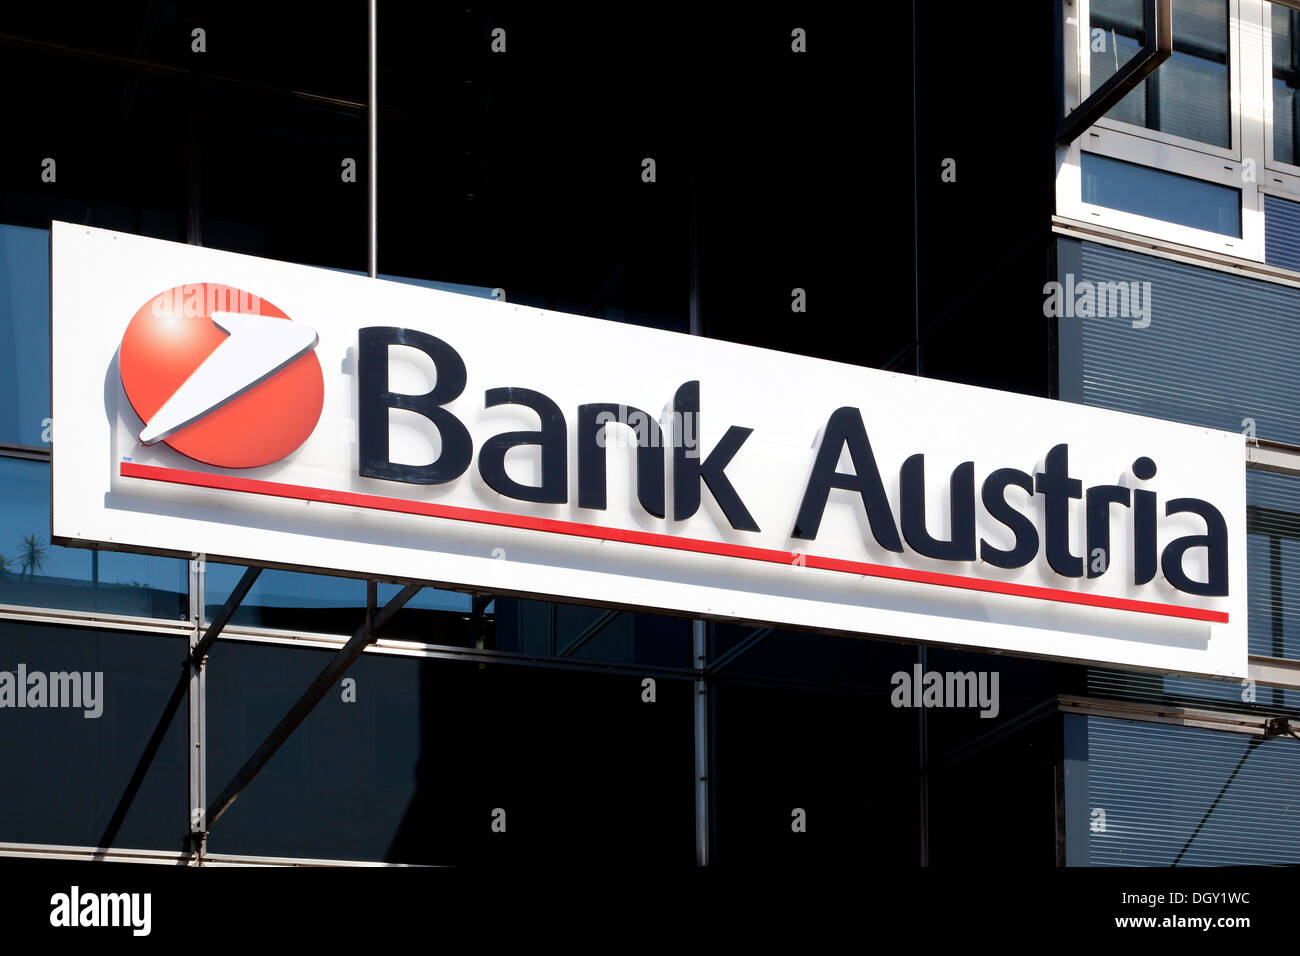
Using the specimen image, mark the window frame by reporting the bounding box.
[1087,0,1242,158]
[1058,0,1266,260]
[1259,1,1300,202]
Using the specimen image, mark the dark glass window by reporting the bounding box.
[0,50,186,239]
[198,84,365,270]
[0,621,188,852]
[0,2,367,103]
[376,8,690,335]
[710,624,873,686]
[204,641,695,863]
[712,679,917,866]
[492,600,693,669]
[928,700,1063,867]
[204,566,475,638]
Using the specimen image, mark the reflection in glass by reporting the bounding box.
[204,644,695,863]
[1081,152,1240,236]
[0,622,188,851]
[1091,0,1230,148]
[0,458,186,619]
[0,224,51,446]
[204,564,474,637]
[1274,3,1300,165]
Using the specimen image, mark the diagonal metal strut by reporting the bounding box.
[705,627,773,675]
[192,565,261,665]
[98,564,260,858]
[204,583,421,832]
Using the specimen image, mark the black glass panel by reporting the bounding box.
[0,621,188,851]
[204,640,695,863]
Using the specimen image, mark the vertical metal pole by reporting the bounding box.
[689,179,702,338]
[911,0,930,868]
[689,178,710,866]
[918,646,930,866]
[186,76,203,247]
[910,0,920,378]
[187,554,207,862]
[367,0,379,279]
[692,622,709,866]
[366,580,377,643]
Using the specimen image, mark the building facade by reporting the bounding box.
[0,0,1296,870]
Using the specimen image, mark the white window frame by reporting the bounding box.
[1057,0,1267,260]
[1260,1,1300,201]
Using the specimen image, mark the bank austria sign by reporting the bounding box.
[50,224,1248,678]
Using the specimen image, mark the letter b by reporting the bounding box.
[358,327,472,484]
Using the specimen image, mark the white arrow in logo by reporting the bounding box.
[139,312,319,445]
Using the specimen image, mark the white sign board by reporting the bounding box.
[51,224,1248,677]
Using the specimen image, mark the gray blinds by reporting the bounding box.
[1061,241,1300,668]
[1265,193,1300,272]
[1061,239,1300,445]
[1068,715,1300,865]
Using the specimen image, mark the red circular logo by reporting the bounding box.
[119,283,324,468]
